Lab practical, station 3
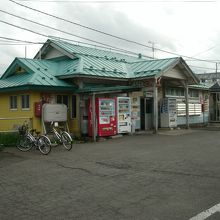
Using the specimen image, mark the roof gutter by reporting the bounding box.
[0,85,76,93]
[58,74,129,82]
[58,73,157,82]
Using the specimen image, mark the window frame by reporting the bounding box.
[21,94,30,110]
[165,87,185,98]
[56,95,69,108]
[9,95,18,110]
[71,95,77,119]
[189,89,199,98]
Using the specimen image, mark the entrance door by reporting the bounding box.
[140,98,145,130]
[210,92,220,122]
[145,98,153,130]
[140,98,153,130]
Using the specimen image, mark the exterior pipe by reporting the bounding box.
[185,82,189,129]
[92,93,97,142]
[153,77,158,133]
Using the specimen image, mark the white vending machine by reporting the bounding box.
[160,98,177,128]
[131,97,141,130]
[116,97,131,133]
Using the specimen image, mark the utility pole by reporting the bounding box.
[148,41,155,59]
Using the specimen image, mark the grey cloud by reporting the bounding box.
[52,3,178,57]
[1,0,219,75]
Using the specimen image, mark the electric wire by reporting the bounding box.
[3,0,219,73]
[0,19,217,72]
[0,23,149,58]
[13,0,217,3]
[0,36,44,44]
[189,65,216,71]
[0,9,152,58]
[0,20,48,38]
[0,43,37,45]
[9,0,219,63]
[190,46,215,58]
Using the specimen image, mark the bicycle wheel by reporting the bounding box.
[16,135,33,152]
[38,135,51,155]
[61,131,72,150]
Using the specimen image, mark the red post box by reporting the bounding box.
[34,102,42,117]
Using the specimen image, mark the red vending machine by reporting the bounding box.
[88,98,117,137]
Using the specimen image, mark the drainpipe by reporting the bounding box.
[184,82,189,129]
[153,77,158,133]
[92,93,97,142]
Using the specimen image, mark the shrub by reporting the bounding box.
[0,132,19,148]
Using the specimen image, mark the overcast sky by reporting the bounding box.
[1,0,220,75]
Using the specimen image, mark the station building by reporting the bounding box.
[0,39,210,138]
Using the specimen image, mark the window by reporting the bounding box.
[177,103,202,116]
[71,95,77,118]
[189,90,199,98]
[21,95,30,109]
[10,96,17,110]
[56,95,69,107]
[165,87,185,97]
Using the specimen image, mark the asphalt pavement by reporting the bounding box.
[0,128,220,220]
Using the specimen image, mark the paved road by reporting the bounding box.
[0,129,220,220]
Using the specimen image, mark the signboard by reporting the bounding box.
[144,91,153,98]
[42,104,67,122]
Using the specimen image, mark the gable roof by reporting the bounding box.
[0,39,200,93]
[35,39,199,83]
[56,54,199,84]
[35,39,146,63]
[131,57,179,78]
[0,58,76,92]
[210,82,220,92]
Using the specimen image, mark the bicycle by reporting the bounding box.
[16,122,51,155]
[49,121,73,151]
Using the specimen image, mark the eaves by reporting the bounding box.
[58,73,129,82]
[0,85,76,93]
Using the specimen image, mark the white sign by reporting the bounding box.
[42,104,67,122]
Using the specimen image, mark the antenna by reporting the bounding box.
[25,46,27,58]
[148,41,155,59]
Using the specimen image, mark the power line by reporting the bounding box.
[0,36,44,44]
[0,43,37,45]
[48,35,152,58]
[13,0,216,3]
[0,23,216,75]
[0,20,48,37]
[10,0,219,63]
[0,9,150,58]
[10,0,156,51]
[0,18,152,59]
[188,65,216,71]
[190,46,215,57]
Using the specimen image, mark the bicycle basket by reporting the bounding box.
[18,125,27,135]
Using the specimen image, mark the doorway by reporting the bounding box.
[210,92,220,122]
[140,98,153,130]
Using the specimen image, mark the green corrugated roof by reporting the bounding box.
[55,59,79,76]
[131,57,179,78]
[189,83,210,90]
[56,55,179,79]
[50,39,144,63]
[36,39,195,80]
[0,58,76,92]
[0,39,200,93]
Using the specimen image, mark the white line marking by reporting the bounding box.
[189,203,220,220]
